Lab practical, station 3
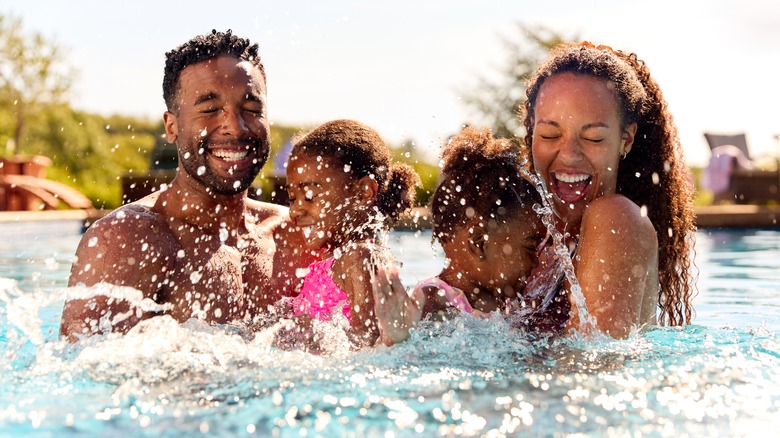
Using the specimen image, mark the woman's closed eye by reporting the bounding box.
[583,137,604,143]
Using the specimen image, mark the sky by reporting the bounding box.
[2,0,780,167]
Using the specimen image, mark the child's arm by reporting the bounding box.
[332,245,382,347]
[371,265,424,346]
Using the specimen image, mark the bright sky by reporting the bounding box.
[3,0,780,167]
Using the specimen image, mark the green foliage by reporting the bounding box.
[0,14,74,155]
[22,105,161,209]
[391,143,438,206]
[462,24,575,141]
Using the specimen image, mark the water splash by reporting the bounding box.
[517,168,598,335]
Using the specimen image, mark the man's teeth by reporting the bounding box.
[212,150,248,161]
[556,174,590,183]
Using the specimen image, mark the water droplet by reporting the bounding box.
[141,243,149,251]
[190,271,203,284]
[184,152,191,159]
[343,164,351,173]
[233,181,240,189]
[197,166,206,176]
[116,210,126,220]
[88,237,98,247]
[200,128,207,137]
[219,228,229,242]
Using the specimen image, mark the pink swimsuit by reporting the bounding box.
[292,258,351,322]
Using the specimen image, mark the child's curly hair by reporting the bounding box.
[432,126,542,244]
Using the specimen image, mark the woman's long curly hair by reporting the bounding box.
[521,43,696,326]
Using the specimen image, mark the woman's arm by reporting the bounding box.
[569,194,659,338]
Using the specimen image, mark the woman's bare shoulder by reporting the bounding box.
[580,195,658,250]
[582,194,656,240]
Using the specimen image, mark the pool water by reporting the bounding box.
[1,221,779,436]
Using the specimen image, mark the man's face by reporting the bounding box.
[164,55,270,195]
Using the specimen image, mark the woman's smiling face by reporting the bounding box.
[531,72,636,228]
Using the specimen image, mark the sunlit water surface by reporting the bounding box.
[1,220,779,436]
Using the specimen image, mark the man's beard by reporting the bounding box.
[180,136,270,196]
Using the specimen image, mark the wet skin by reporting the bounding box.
[531,72,658,337]
[60,56,316,342]
[285,152,383,346]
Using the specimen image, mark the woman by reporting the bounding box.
[522,42,696,337]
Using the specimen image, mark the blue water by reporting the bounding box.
[1,221,780,436]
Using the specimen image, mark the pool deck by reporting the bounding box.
[395,204,780,230]
[1,204,779,230]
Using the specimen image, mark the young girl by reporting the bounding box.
[282,119,420,349]
[373,126,552,345]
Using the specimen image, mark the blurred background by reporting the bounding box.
[1,0,779,209]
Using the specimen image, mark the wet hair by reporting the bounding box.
[292,119,420,223]
[432,126,542,244]
[163,29,265,112]
[522,42,696,326]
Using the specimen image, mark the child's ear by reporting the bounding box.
[355,175,379,201]
[467,223,488,262]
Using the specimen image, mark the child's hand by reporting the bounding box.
[371,265,421,346]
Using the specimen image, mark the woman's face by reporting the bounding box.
[531,72,636,228]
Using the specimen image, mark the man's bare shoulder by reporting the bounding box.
[89,201,171,236]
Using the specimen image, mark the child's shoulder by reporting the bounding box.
[334,241,394,273]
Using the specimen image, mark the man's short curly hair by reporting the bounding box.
[162,29,265,112]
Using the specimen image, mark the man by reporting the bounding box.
[60,30,315,341]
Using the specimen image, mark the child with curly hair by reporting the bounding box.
[373,126,550,345]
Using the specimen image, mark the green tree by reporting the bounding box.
[393,138,438,206]
[0,14,74,155]
[24,106,161,208]
[462,24,574,141]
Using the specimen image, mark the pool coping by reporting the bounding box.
[2,205,778,230]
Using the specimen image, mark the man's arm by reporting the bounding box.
[60,207,177,341]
